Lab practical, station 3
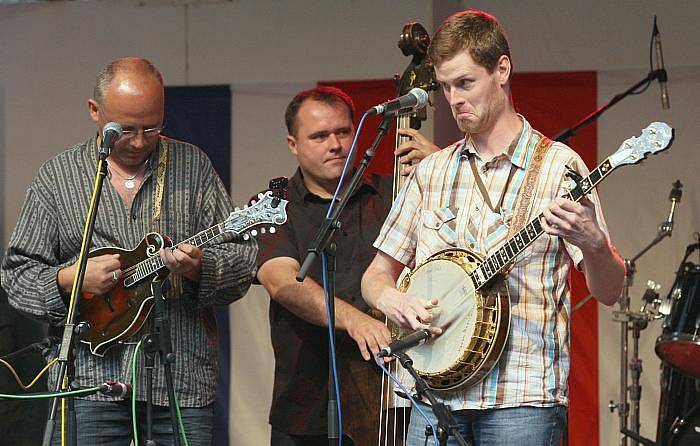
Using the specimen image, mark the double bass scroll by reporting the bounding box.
[393,22,437,199]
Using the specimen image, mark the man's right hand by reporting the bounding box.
[376,288,441,335]
[57,253,121,296]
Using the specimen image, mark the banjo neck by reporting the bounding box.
[470,121,674,291]
[470,159,616,290]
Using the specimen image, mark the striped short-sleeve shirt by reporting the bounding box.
[374,117,609,409]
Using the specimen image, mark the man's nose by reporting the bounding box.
[129,132,148,148]
[445,88,463,107]
[327,132,342,149]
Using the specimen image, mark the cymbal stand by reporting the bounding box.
[612,281,662,446]
[610,231,673,445]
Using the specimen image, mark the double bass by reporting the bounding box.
[337,22,436,446]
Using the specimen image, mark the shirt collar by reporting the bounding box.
[290,167,378,203]
[88,132,161,172]
[459,114,531,169]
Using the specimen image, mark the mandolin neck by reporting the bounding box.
[124,223,226,287]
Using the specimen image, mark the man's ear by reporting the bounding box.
[88,99,100,123]
[496,54,512,87]
[287,134,298,157]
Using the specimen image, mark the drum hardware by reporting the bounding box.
[611,180,683,446]
[655,238,700,378]
[653,235,700,446]
[656,362,700,446]
[609,280,664,446]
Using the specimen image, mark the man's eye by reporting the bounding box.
[459,79,473,89]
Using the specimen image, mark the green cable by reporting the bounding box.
[0,386,101,400]
[132,341,141,445]
[174,391,190,446]
[130,340,189,446]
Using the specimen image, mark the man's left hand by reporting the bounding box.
[159,243,203,281]
[395,128,440,176]
[541,196,606,253]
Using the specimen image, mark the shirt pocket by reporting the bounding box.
[417,207,458,260]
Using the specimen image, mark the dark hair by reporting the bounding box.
[93,57,164,105]
[428,10,511,73]
[284,86,355,136]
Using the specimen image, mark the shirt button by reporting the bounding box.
[132,214,137,221]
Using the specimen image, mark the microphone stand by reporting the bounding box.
[142,279,181,446]
[553,69,667,143]
[296,114,393,445]
[42,145,111,446]
[609,181,681,446]
[394,352,470,446]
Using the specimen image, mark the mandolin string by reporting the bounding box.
[119,205,267,284]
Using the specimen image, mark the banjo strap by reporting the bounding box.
[507,132,554,239]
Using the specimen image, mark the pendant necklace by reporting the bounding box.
[109,162,143,190]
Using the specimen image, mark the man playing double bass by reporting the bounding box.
[362,10,625,446]
[255,86,438,445]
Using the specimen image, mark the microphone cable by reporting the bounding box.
[630,16,663,97]
[0,357,58,390]
[0,385,100,400]
[320,109,371,446]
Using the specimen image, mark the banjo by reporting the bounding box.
[394,122,674,390]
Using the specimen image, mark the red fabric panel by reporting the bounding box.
[318,79,398,175]
[321,72,600,445]
[512,71,599,446]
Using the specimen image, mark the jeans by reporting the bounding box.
[406,403,566,446]
[270,429,356,446]
[50,398,213,446]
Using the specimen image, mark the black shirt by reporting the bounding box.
[256,168,392,435]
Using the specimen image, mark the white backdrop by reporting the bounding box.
[1,1,699,445]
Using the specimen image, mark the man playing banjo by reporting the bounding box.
[362,10,625,446]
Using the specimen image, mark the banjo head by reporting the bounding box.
[396,248,510,390]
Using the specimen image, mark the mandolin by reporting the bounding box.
[79,190,288,356]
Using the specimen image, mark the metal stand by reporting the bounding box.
[323,243,339,445]
[142,280,181,446]
[43,149,111,446]
[552,68,666,144]
[296,115,393,444]
[394,352,470,446]
[609,181,682,446]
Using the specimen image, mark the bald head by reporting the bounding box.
[87,58,165,167]
[93,57,164,106]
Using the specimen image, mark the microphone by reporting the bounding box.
[368,88,429,116]
[100,122,123,157]
[99,381,131,398]
[653,17,670,109]
[664,180,683,235]
[378,329,430,358]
